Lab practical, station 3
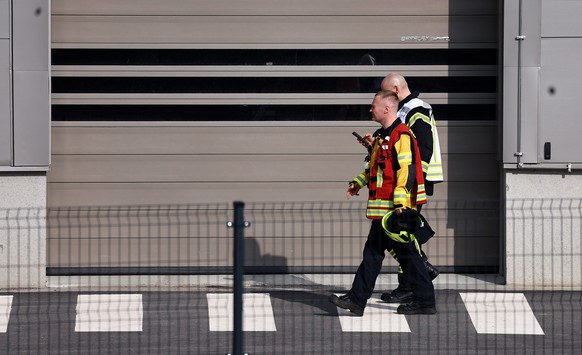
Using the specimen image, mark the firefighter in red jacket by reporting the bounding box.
[379,72,443,304]
[329,90,437,316]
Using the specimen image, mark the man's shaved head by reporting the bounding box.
[381,72,411,101]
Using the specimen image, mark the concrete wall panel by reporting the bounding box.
[13,0,49,70]
[505,171,582,287]
[542,0,582,37]
[0,40,10,166]
[13,70,50,166]
[0,0,9,38]
[540,38,582,164]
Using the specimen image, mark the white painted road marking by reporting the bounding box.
[207,293,277,332]
[0,291,548,336]
[460,292,544,335]
[75,294,143,332]
[0,295,13,333]
[335,295,411,333]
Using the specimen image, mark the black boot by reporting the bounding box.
[380,286,413,303]
[329,294,364,316]
[397,301,437,315]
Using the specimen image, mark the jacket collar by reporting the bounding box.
[398,91,420,110]
[374,118,402,140]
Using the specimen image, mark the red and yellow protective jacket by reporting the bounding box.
[352,121,427,219]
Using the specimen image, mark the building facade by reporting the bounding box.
[1,0,580,288]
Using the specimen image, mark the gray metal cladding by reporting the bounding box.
[48,0,500,272]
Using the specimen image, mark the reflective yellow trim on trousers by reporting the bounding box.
[413,239,422,255]
[389,249,397,259]
[388,252,403,274]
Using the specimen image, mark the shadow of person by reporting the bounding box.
[241,237,340,315]
[244,237,289,274]
[268,290,341,317]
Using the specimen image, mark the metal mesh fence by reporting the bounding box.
[0,199,580,354]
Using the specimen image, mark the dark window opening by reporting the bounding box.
[51,76,496,94]
[52,48,497,122]
[52,104,496,122]
[52,48,497,66]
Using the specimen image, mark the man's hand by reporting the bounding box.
[395,207,406,215]
[363,133,373,145]
[358,133,373,148]
[346,183,361,200]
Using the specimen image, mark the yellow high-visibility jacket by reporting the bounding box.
[398,95,444,186]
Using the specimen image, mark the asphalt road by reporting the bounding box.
[0,289,580,354]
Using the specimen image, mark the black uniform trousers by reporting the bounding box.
[348,219,435,308]
[397,204,429,289]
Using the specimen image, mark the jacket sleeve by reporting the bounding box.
[408,110,433,177]
[352,142,375,188]
[393,134,415,209]
[352,170,369,188]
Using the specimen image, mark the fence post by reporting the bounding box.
[228,201,250,355]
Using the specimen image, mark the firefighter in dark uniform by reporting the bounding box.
[328,90,436,316]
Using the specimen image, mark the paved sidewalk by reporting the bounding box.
[38,273,516,292]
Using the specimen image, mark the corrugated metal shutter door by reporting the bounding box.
[48,0,500,274]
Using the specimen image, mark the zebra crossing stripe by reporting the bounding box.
[336,295,411,333]
[75,294,143,332]
[0,295,13,333]
[460,292,544,335]
[0,291,550,335]
[207,293,277,332]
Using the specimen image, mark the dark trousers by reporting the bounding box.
[398,203,426,288]
[348,219,435,308]
[396,241,435,306]
[348,220,390,307]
